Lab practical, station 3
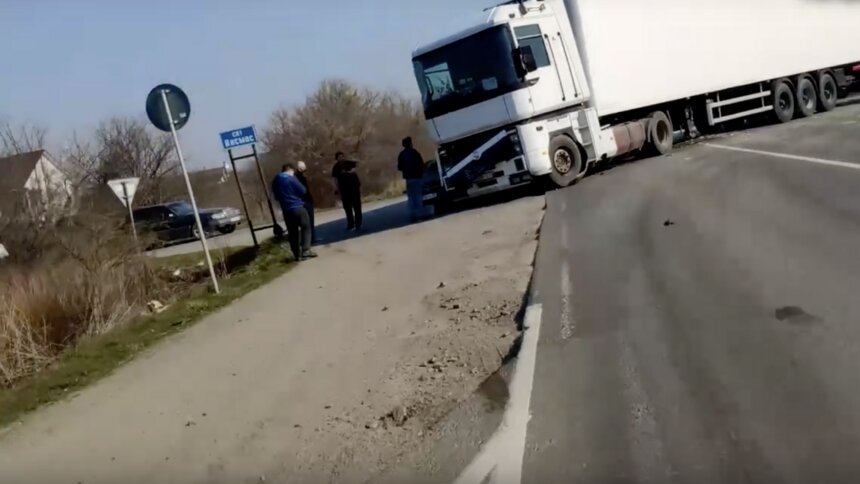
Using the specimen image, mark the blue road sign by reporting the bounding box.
[220,126,257,150]
[147,84,191,132]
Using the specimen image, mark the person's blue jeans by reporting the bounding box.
[406,178,424,221]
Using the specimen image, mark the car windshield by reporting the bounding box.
[167,202,195,216]
[413,25,521,119]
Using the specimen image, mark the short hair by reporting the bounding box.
[282,163,296,172]
[402,136,413,148]
[335,151,345,159]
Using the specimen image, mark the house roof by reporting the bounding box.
[0,150,44,194]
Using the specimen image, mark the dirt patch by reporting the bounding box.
[283,253,536,483]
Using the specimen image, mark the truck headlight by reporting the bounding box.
[212,212,226,220]
[510,133,522,154]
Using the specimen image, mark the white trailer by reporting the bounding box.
[411,0,860,207]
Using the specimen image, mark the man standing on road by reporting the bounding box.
[272,164,318,261]
[398,136,426,223]
[295,161,319,243]
[331,151,363,232]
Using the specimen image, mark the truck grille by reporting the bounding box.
[438,130,508,171]
[438,129,520,187]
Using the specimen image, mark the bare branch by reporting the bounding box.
[262,79,431,207]
[62,117,179,206]
[0,121,47,157]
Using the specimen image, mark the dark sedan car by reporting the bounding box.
[133,201,242,246]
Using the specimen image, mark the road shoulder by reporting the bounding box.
[0,195,544,484]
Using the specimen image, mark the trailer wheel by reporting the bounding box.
[646,111,674,156]
[772,80,795,123]
[795,76,817,118]
[818,72,838,112]
[548,136,583,188]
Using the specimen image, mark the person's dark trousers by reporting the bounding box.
[283,206,311,260]
[304,201,317,242]
[341,191,363,230]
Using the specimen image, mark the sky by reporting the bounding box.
[0,0,489,169]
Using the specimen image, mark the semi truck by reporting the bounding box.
[411,0,860,208]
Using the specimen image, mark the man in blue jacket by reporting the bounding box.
[272,164,318,261]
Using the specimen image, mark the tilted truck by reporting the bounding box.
[411,0,860,208]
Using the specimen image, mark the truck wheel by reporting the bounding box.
[818,72,838,112]
[548,136,583,188]
[795,76,817,118]
[772,80,795,123]
[646,111,673,156]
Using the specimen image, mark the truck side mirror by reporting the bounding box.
[520,45,538,73]
[512,46,539,78]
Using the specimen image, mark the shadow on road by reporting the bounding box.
[314,201,411,246]
[314,186,543,247]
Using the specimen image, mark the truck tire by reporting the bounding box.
[772,79,795,123]
[818,72,838,112]
[646,111,673,156]
[548,135,584,188]
[795,76,817,118]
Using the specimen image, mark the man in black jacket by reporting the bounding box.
[331,151,362,232]
[296,161,318,243]
[398,137,426,223]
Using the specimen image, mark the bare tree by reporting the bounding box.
[263,79,431,207]
[64,117,179,205]
[0,120,47,157]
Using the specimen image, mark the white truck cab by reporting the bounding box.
[413,0,860,208]
[413,0,602,203]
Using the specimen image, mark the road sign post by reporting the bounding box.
[228,155,258,248]
[219,126,284,242]
[122,183,137,245]
[147,83,220,294]
[107,177,140,247]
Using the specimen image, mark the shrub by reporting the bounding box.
[0,211,164,386]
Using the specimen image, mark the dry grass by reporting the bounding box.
[0,258,162,386]
[0,210,166,387]
[0,240,294,428]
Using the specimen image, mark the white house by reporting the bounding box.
[0,150,73,221]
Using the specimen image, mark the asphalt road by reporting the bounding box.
[149,196,407,258]
[522,103,860,483]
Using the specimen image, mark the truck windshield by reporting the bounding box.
[413,25,520,119]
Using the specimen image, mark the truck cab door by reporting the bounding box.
[512,21,579,114]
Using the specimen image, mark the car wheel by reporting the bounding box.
[218,225,236,235]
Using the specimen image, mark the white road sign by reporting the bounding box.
[107,177,140,208]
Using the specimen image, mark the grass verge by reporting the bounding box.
[0,240,293,430]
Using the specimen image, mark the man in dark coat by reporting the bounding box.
[295,161,318,243]
[397,137,426,222]
[331,151,362,231]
